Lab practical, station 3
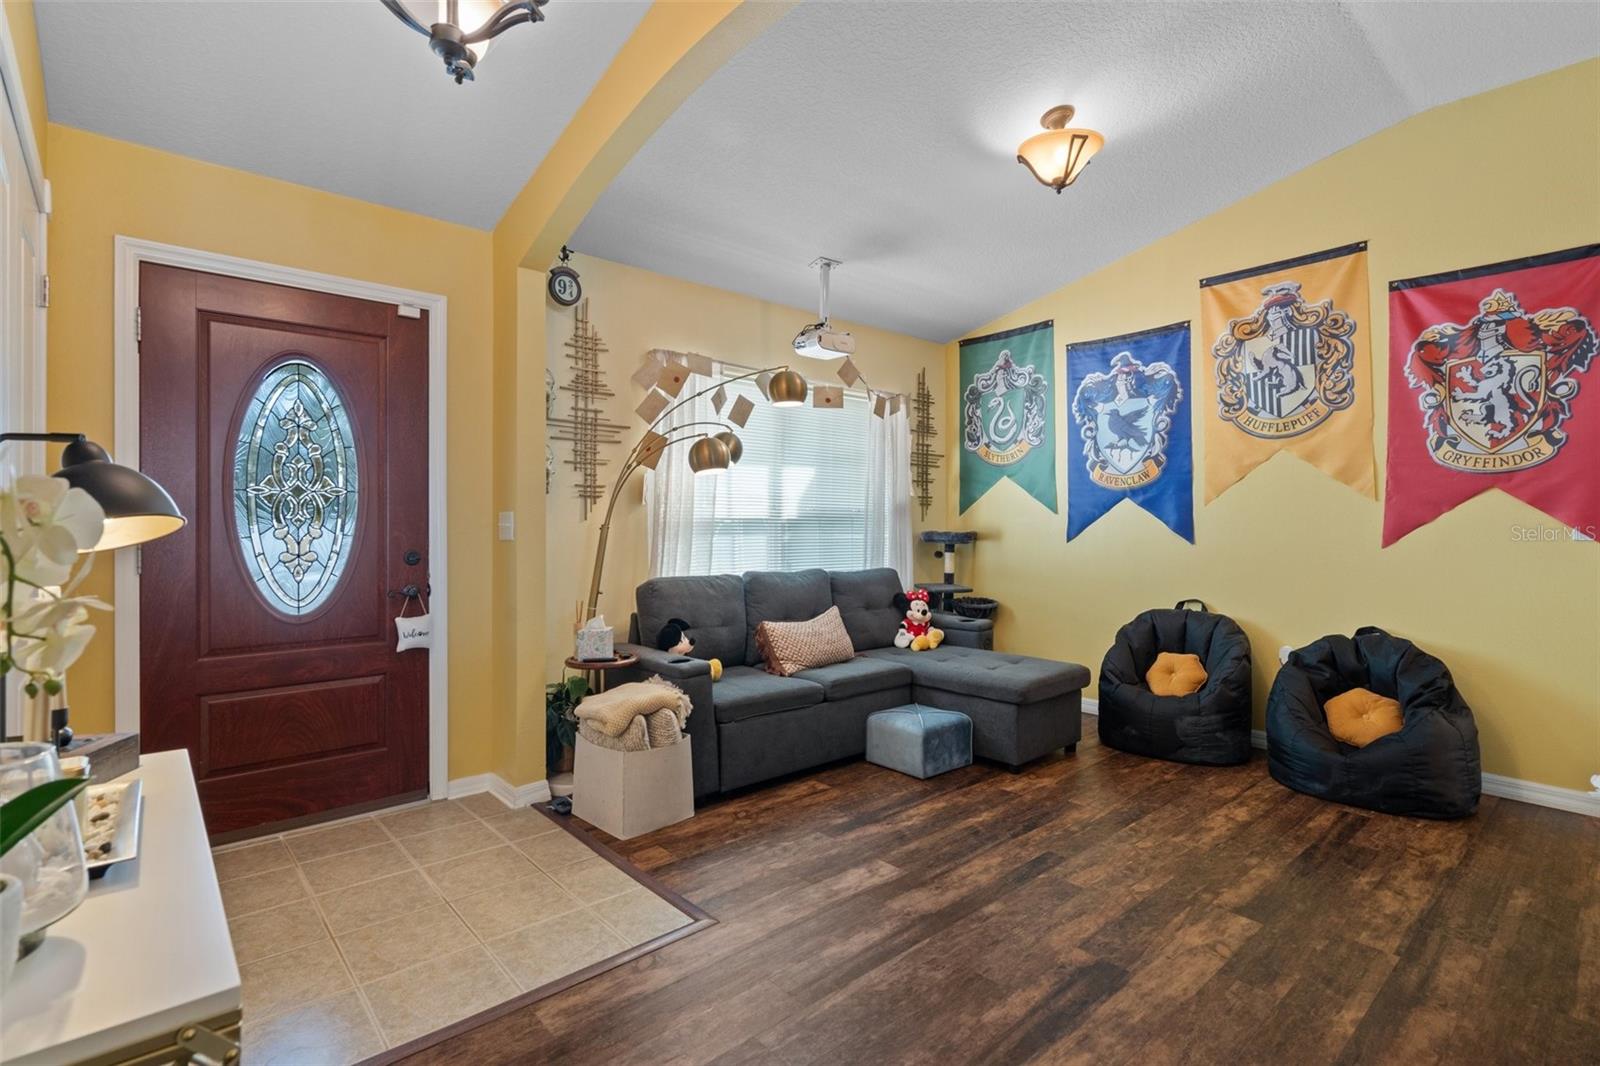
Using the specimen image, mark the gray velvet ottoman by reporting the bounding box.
[866,706,973,779]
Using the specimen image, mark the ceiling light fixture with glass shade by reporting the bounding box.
[1016,105,1104,193]
[381,0,549,84]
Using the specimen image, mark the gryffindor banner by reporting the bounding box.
[1384,244,1600,546]
[1199,242,1375,501]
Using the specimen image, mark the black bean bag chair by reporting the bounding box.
[1098,603,1253,765]
[1267,626,1480,819]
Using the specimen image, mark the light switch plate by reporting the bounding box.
[497,511,515,541]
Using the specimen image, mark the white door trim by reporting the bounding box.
[112,236,451,800]
[0,8,48,213]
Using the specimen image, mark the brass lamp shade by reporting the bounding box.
[713,430,744,464]
[1017,105,1104,193]
[687,435,731,474]
[768,369,809,407]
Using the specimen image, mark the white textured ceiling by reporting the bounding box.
[573,1,1600,341]
[36,0,649,229]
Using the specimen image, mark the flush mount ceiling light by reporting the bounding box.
[381,0,549,84]
[1016,105,1105,193]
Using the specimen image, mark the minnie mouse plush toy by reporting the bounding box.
[893,588,945,652]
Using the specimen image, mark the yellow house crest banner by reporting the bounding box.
[1199,242,1375,501]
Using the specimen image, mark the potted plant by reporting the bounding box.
[0,473,109,975]
[546,674,588,773]
[1,776,87,987]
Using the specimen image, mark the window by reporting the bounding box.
[689,376,870,575]
[233,359,359,615]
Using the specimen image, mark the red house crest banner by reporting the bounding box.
[1385,244,1600,545]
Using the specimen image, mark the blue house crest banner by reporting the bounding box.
[1066,322,1194,542]
[959,320,1056,513]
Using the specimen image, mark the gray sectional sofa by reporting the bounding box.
[611,567,1089,798]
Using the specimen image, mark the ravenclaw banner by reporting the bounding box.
[1065,322,1193,542]
[1384,244,1600,546]
[1199,242,1375,500]
[960,320,1056,513]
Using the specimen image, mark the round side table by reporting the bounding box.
[564,654,639,696]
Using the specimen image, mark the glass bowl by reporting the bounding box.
[0,742,89,955]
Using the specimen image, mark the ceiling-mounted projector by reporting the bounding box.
[793,257,855,360]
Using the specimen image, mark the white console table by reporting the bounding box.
[1,750,241,1065]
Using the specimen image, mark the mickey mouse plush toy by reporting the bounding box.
[655,617,723,681]
[893,589,945,651]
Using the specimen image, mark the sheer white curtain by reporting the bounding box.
[645,368,913,583]
[864,400,913,587]
[644,382,724,577]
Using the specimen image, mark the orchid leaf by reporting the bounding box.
[0,777,88,858]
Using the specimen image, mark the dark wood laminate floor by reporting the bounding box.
[405,720,1600,1065]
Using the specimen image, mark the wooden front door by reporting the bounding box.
[139,264,429,836]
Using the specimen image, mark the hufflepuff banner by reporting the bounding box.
[1066,322,1193,542]
[960,320,1056,513]
[1199,242,1375,501]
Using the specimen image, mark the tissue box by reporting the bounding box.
[575,624,614,661]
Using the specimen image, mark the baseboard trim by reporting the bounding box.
[448,773,552,809]
[1089,709,1597,819]
[1480,773,1600,817]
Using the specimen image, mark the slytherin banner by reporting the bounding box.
[1199,242,1375,501]
[1384,244,1599,545]
[1065,322,1193,542]
[959,320,1057,513]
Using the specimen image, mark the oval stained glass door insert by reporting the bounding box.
[233,359,359,615]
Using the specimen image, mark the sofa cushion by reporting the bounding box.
[743,569,832,664]
[755,606,856,677]
[714,666,825,724]
[794,656,913,700]
[636,573,747,667]
[829,568,906,651]
[861,645,1090,704]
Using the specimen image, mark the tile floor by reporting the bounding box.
[212,794,697,1064]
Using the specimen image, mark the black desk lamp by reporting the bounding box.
[0,432,185,551]
[1,432,185,746]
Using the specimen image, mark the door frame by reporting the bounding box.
[112,236,451,800]
[0,14,49,737]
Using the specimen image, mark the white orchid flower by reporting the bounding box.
[1,476,105,588]
[12,621,97,677]
[1,473,112,689]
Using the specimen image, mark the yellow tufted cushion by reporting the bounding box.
[1324,687,1404,748]
[1145,652,1208,697]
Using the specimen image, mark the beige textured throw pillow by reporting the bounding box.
[756,606,856,676]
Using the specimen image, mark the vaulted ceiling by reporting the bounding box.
[572,1,1600,341]
[35,2,1599,341]
[36,0,649,228]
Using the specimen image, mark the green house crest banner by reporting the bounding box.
[960,319,1057,513]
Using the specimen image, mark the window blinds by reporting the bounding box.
[690,375,871,575]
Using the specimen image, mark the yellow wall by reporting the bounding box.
[948,59,1600,792]
[543,253,947,680]
[488,1,787,784]
[2,0,47,168]
[45,125,499,780]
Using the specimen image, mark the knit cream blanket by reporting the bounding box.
[574,676,691,738]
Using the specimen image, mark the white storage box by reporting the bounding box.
[572,735,693,840]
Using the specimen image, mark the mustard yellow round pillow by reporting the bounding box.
[1145,652,1208,697]
[1323,687,1403,748]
